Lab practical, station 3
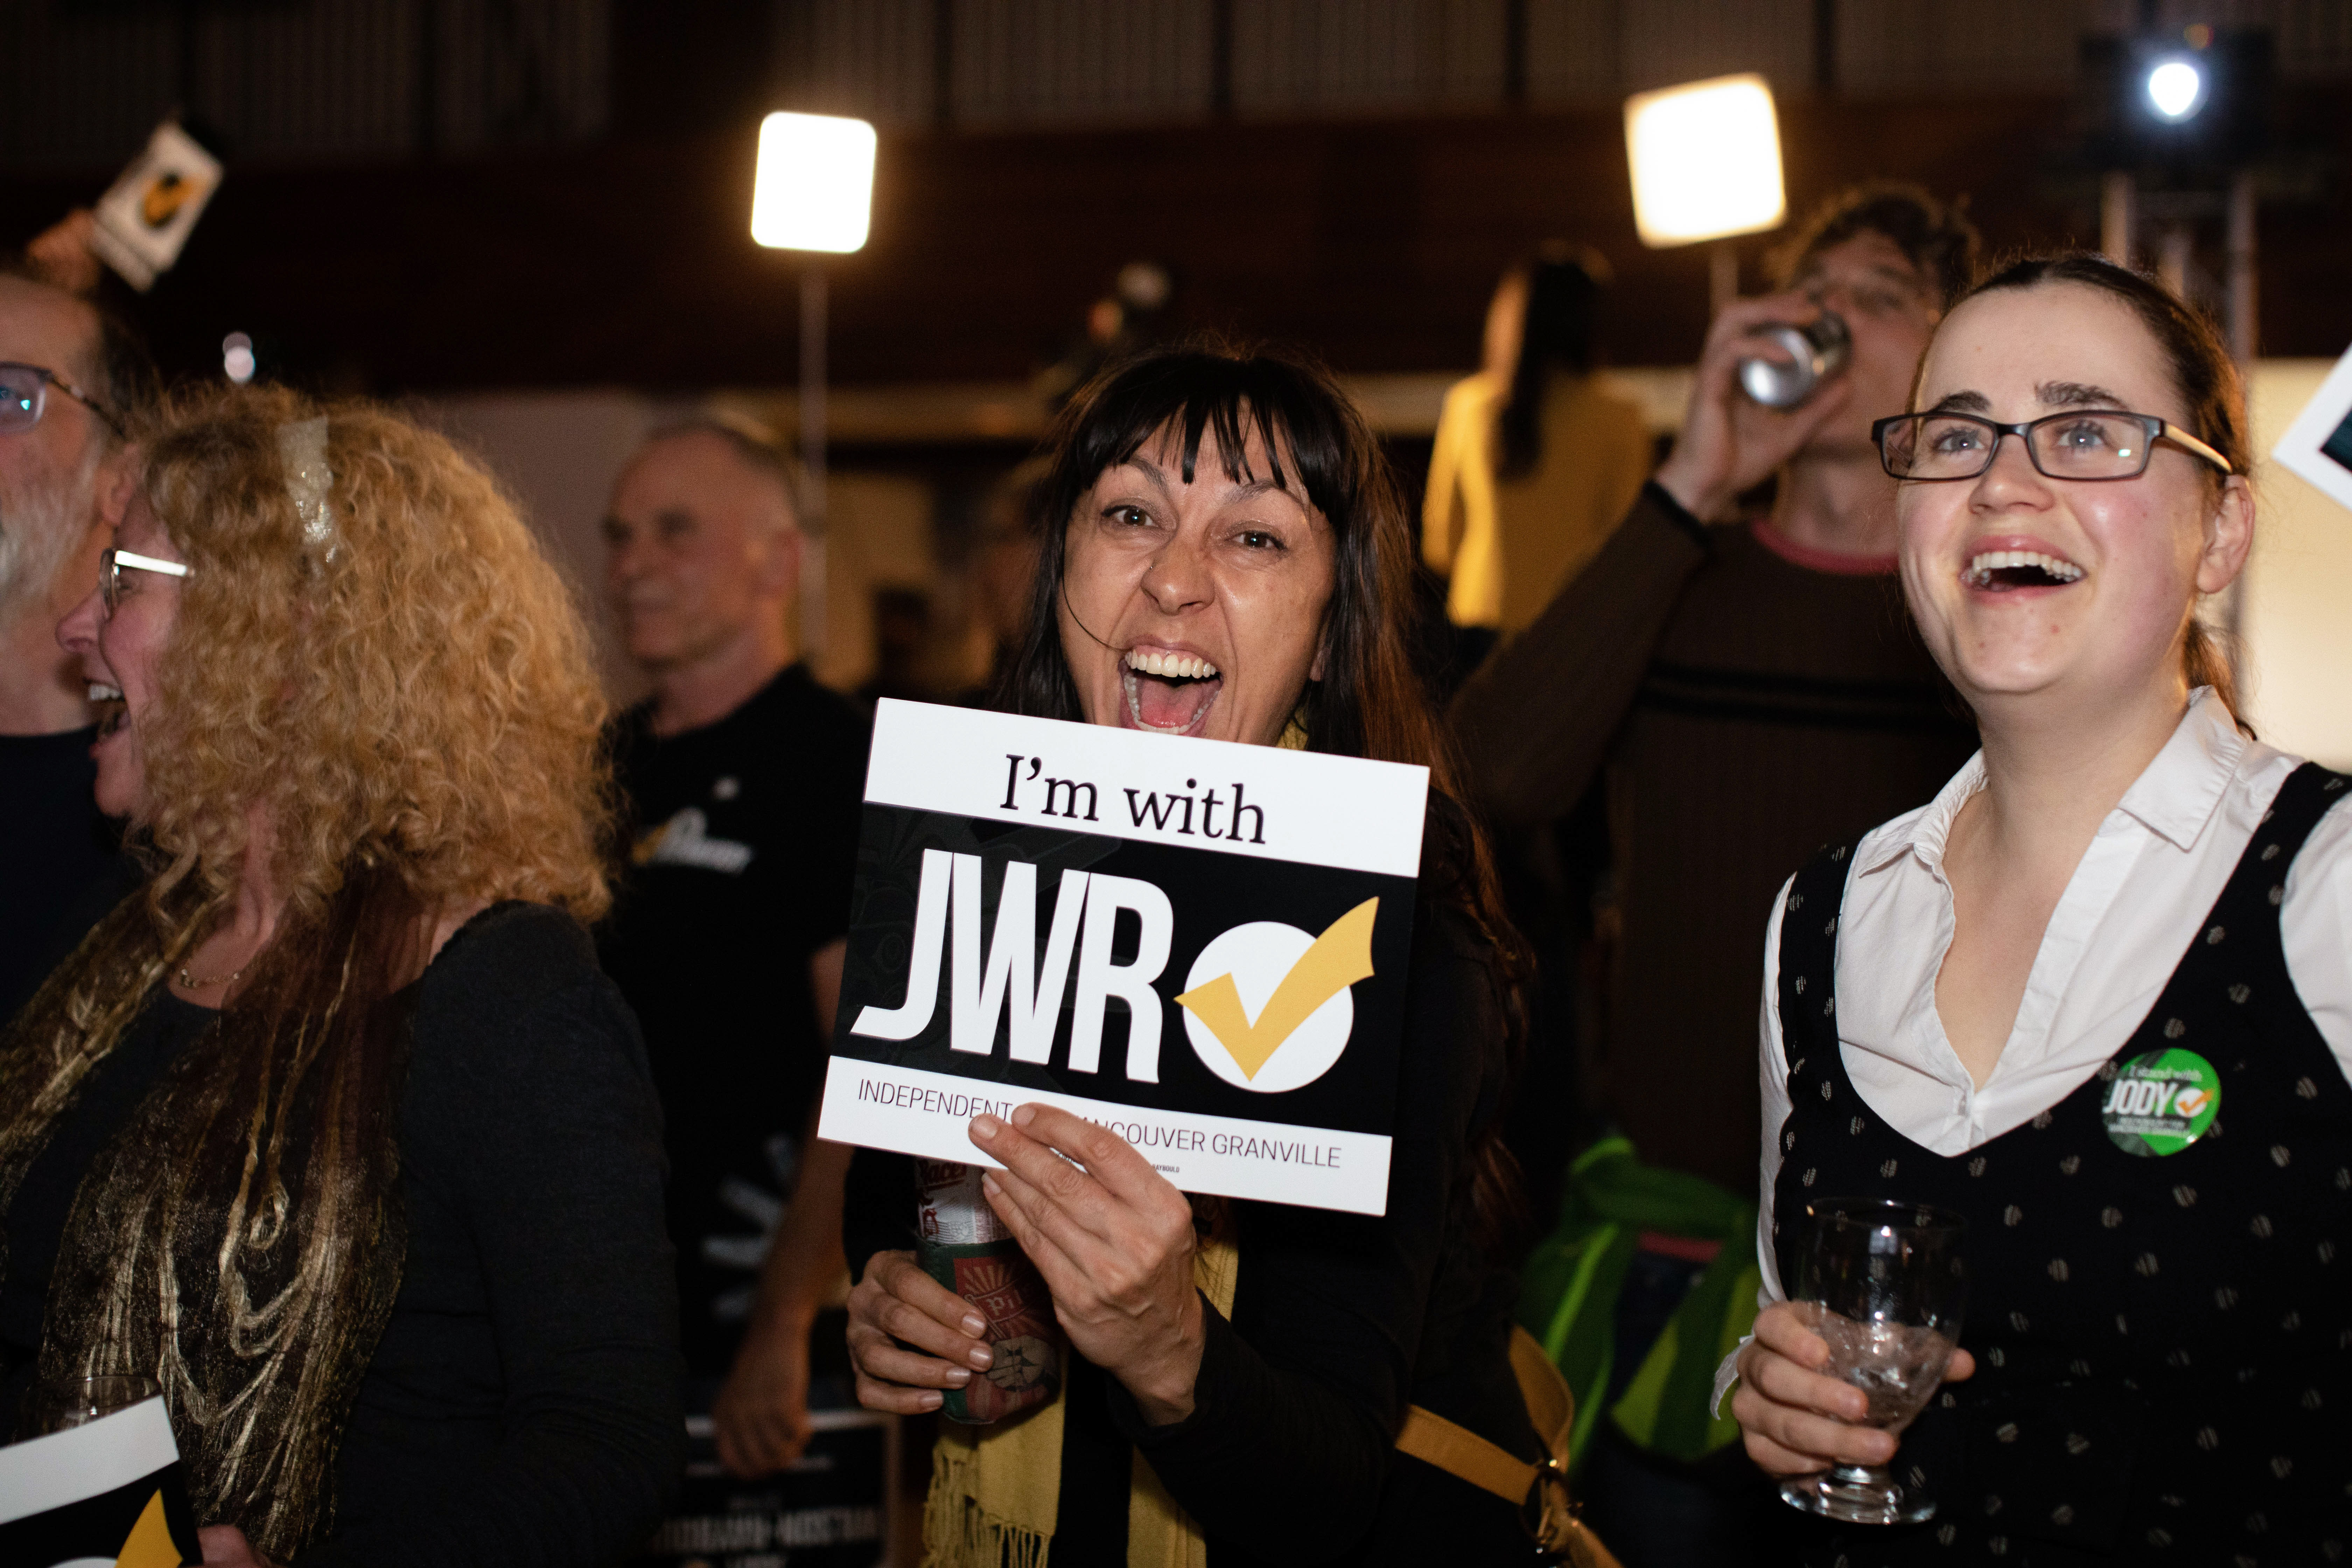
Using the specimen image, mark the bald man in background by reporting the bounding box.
[0,256,151,1022]
[596,420,871,1477]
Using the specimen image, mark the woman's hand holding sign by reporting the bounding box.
[971,1105,1206,1426]
[845,1106,1202,1424]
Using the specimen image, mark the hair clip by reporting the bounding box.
[275,416,338,560]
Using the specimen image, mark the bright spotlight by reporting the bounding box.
[222,331,255,384]
[2145,57,2206,121]
[750,112,877,254]
[1623,74,1787,248]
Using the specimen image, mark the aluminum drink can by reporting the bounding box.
[915,1160,1063,1424]
[1737,310,1851,408]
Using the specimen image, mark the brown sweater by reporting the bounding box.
[1450,483,1977,1195]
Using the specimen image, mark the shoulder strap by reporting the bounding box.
[1393,1329,1625,1567]
[2246,763,2350,899]
[1394,1404,1535,1505]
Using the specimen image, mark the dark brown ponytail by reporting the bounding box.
[2181,617,2248,723]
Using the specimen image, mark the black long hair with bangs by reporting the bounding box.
[998,340,1531,1246]
[1002,340,1460,834]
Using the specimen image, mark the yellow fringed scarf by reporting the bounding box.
[923,1214,1242,1568]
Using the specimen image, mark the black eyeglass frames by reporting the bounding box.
[0,361,124,439]
[1873,409,2233,483]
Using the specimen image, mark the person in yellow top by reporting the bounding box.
[1424,244,1654,644]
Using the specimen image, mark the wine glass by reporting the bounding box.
[28,1373,161,1435]
[1778,1198,1968,1525]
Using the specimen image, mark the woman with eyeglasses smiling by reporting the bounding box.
[1727,255,2351,1564]
[9,385,684,1566]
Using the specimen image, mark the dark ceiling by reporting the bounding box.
[4,84,2344,397]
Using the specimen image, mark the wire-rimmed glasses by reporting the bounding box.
[1873,409,2233,483]
[0,360,124,439]
[100,547,191,614]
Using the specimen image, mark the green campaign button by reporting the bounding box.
[2101,1048,2221,1157]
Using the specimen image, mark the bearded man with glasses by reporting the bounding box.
[0,254,157,1023]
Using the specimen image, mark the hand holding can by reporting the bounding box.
[1737,310,1852,409]
[915,1160,1064,1423]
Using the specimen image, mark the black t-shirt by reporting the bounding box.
[0,727,119,1025]
[598,664,870,1377]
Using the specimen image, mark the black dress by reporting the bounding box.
[0,903,686,1567]
[844,905,1541,1567]
[1770,764,2352,1566]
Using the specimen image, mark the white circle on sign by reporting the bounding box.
[1180,920,1356,1094]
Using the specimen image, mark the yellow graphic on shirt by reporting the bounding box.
[1175,898,1378,1080]
[116,1488,181,1568]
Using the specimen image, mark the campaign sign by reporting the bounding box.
[89,122,223,292]
[2272,338,2352,514]
[631,1408,893,1568]
[0,1397,201,1567]
[816,701,1428,1216]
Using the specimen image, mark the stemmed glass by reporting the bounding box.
[1778,1198,1968,1525]
[28,1373,161,1435]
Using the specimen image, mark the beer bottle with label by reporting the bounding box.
[915,1160,1064,1423]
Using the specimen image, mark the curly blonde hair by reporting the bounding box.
[134,382,610,928]
[0,384,617,1554]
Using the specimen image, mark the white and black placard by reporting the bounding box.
[0,1396,200,1567]
[89,122,223,292]
[2273,339,2352,514]
[630,1408,893,1568]
[816,701,1428,1216]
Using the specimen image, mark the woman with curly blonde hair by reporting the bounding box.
[3,384,684,1565]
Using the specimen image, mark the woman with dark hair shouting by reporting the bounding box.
[843,345,1555,1563]
[1729,256,2352,1564]
[8,385,682,1566]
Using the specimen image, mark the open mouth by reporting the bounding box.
[1120,648,1223,735]
[88,681,129,739]
[1962,549,2085,592]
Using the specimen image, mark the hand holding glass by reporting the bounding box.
[1778,1199,1968,1525]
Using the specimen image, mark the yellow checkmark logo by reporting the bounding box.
[116,1488,182,1568]
[1175,898,1378,1080]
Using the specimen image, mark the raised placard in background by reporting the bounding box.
[2272,339,2352,516]
[88,122,222,292]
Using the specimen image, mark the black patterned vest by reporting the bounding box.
[1772,763,2352,1567]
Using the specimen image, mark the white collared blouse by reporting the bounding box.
[1748,688,2352,1307]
